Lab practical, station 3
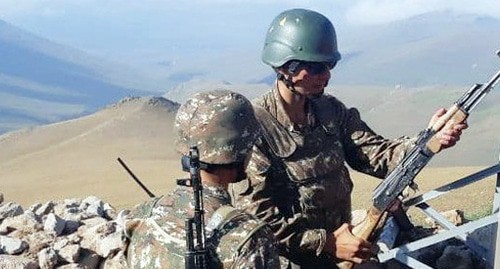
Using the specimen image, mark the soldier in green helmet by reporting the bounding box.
[124,90,280,269]
[229,8,467,269]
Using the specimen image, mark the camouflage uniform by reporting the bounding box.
[126,184,280,269]
[125,90,280,269]
[230,88,415,268]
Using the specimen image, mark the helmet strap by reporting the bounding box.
[276,70,304,97]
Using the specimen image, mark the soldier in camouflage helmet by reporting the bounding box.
[229,8,467,268]
[125,90,280,269]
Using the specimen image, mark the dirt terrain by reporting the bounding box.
[0,93,498,225]
[2,161,497,225]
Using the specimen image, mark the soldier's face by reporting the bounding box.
[288,63,332,96]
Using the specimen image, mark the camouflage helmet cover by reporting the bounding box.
[174,90,259,164]
[262,8,342,68]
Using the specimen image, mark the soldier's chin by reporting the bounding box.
[308,90,324,99]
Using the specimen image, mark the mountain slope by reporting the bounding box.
[332,85,500,167]
[0,96,181,208]
[0,19,154,134]
[331,12,500,87]
[0,87,498,209]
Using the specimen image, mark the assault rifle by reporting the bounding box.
[177,146,208,269]
[346,57,500,268]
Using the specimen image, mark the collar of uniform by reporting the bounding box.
[272,87,316,132]
[202,184,232,204]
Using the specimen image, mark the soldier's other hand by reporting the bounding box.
[326,223,375,264]
[428,108,468,150]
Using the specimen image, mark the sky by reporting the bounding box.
[1,0,499,55]
[0,0,499,87]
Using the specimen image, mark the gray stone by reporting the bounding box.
[0,212,42,235]
[79,249,101,269]
[43,213,66,236]
[54,199,80,219]
[53,237,70,251]
[426,209,464,228]
[435,245,473,269]
[96,228,124,258]
[79,222,122,258]
[37,247,58,269]
[58,244,80,264]
[0,196,131,268]
[66,233,81,244]
[80,218,107,229]
[0,254,38,269]
[0,235,28,255]
[80,197,105,220]
[99,250,128,269]
[34,202,55,217]
[102,203,117,220]
[26,203,42,215]
[0,202,23,222]
[57,264,85,269]
[63,220,81,235]
[23,231,53,256]
[409,240,448,267]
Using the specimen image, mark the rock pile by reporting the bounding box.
[0,193,495,269]
[0,194,127,269]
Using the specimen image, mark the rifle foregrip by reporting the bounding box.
[338,208,385,269]
[426,106,467,153]
[351,207,384,241]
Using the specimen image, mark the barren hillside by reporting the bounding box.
[0,89,498,214]
[0,96,182,209]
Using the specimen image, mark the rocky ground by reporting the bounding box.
[0,193,496,269]
[0,193,128,268]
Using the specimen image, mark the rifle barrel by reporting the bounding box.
[463,70,500,112]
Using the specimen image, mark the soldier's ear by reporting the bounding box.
[123,219,142,239]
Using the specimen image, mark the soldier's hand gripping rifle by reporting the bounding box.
[177,146,208,269]
[344,55,500,269]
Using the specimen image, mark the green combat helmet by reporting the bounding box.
[174,90,259,165]
[262,8,342,68]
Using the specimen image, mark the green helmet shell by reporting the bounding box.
[262,8,341,68]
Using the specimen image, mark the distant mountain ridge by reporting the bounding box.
[0,19,155,134]
[248,12,500,87]
[332,11,500,87]
[1,11,499,134]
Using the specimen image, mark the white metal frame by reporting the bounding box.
[377,155,500,268]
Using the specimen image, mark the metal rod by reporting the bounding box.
[117,157,156,198]
[404,164,500,207]
[378,214,498,263]
[492,149,500,269]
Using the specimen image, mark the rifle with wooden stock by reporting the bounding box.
[344,54,500,268]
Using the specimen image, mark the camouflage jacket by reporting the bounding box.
[230,88,415,268]
[125,184,280,269]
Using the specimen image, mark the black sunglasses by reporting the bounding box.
[301,61,337,75]
[181,155,243,172]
